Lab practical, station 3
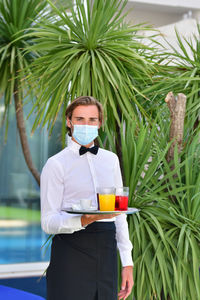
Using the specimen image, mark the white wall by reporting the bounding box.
[124,0,200,27]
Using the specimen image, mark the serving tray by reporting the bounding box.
[62,207,139,215]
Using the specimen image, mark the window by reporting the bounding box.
[0,101,62,266]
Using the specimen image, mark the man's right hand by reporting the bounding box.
[81,213,121,227]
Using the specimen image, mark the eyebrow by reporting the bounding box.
[74,117,98,120]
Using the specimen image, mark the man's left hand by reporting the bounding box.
[118,266,134,300]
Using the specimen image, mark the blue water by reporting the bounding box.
[0,224,50,264]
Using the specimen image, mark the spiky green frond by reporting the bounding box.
[26,0,155,133]
[0,0,48,127]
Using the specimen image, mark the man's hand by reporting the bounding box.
[81,213,121,227]
[118,266,134,300]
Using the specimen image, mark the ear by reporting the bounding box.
[98,120,102,129]
[66,117,71,128]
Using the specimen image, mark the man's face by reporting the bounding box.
[67,105,101,146]
[67,105,100,128]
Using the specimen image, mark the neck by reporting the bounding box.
[72,137,94,148]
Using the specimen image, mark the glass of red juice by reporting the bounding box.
[115,187,129,211]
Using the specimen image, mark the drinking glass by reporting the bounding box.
[97,187,116,211]
[115,187,129,211]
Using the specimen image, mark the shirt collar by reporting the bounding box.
[68,138,94,154]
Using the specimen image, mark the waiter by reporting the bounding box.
[40,96,134,300]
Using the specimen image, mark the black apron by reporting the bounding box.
[46,222,118,300]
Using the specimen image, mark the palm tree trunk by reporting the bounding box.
[14,83,40,186]
[165,92,187,163]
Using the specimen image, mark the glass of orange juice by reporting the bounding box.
[97,187,116,211]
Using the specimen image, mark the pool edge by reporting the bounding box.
[0,262,49,279]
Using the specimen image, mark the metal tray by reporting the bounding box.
[62,207,139,215]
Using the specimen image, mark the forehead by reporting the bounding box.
[72,105,99,118]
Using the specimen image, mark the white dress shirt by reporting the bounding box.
[40,139,133,266]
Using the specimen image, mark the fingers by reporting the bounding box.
[118,285,132,300]
[118,275,127,299]
[91,213,121,221]
[118,290,127,299]
[118,287,126,299]
[120,273,127,291]
[100,213,121,219]
[81,213,121,227]
[118,266,134,300]
[118,288,128,299]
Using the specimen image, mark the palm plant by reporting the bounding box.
[26,0,155,143]
[0,0,51,185]
[140,22,200,135]
[166,23,200,132]
[100,114,200,300]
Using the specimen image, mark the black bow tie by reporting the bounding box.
[79,145,99,156]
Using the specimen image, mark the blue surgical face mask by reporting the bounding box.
[72,124,98,145]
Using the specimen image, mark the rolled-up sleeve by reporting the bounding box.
[40,158,85,234]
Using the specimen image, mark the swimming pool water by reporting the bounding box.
[0,223,50,264]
